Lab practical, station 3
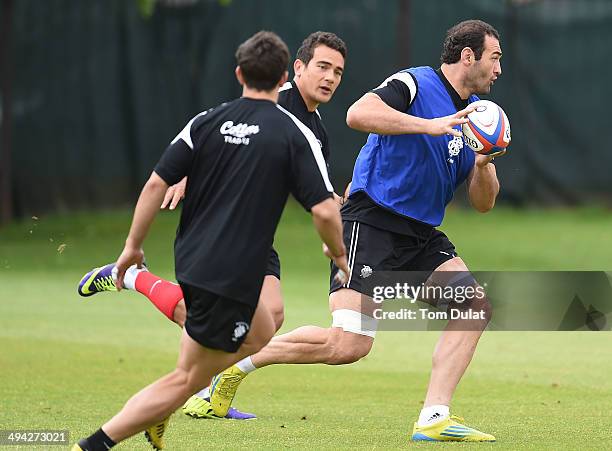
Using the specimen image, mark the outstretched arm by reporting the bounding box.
[115,171,169,288]
[346,92,472,138]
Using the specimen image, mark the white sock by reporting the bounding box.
[122,264,148,290]
[235,356,257,374]
[418,405,449,426]
[196,386,210,399]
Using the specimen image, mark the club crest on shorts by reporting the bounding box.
[360,265,373,279]
[232,321,250,342]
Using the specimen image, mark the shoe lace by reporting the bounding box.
[93,275,115,291]
[216,374,242,398]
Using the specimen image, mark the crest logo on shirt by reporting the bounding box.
[447,135,464,164]
[220,121,260,145]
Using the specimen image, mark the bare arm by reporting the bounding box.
[114,171,169,288]
[311,197,349,282]
[346,92,473,138]
[466,154,501,213]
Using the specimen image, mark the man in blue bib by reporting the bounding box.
[210,20,503,442]
[336,19,502,441]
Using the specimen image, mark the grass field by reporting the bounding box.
[1,202,611,450]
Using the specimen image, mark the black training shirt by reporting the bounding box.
[278,80,330,162]
[155,97,333,305]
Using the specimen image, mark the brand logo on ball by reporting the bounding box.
[463,134,479,150]
[231,321,250,342]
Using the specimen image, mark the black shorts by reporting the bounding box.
[265,247,281,279]
[330,220,458,296]
[180,282,256,353]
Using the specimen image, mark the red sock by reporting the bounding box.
[134,272,184,321]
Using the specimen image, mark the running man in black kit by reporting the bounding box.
[72,31,348,451]
[77,31,348,420]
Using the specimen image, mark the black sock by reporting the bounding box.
[78,428,116,451]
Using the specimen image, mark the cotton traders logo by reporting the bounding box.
[220,121,260,145]
[447,135,464,163]
[232,321,250,342]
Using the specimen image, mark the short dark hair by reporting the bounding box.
[235,31,290,91]
[440,20,500,64]
[296,31,347,66]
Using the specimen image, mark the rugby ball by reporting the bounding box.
[462,100,511,155]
